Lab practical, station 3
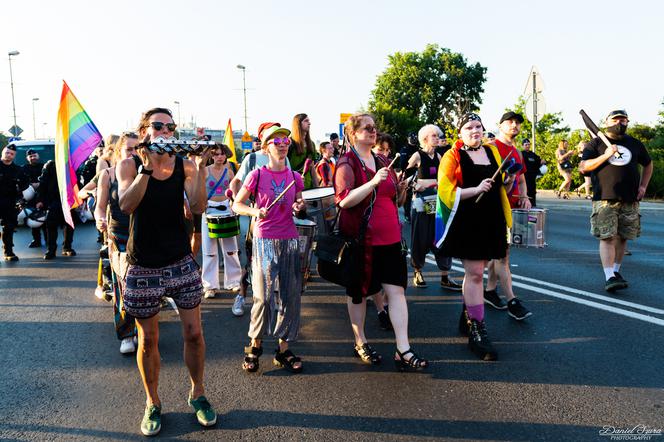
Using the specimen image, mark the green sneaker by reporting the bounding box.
[140,404,161,436]
[188,395,217,427]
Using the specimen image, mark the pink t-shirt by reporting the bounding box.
[366,167,402,246]
[243,166,304,239]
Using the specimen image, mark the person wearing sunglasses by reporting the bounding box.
[232,124,306,374]
[116,107,216,436]
[335,113,426,372]
[201,144,242,300]
[94,131,140,354]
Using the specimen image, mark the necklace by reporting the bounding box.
[463,144,481,152]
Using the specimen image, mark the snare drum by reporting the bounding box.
[302,187,336,234]
[294,218,317,276]
[206,212,240,239]
[510,208,547,248]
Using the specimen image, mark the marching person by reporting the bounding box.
[0,144,29,261]
[408,124,462,291]
[35,160,77,260]
[201,144,242,298]
[574,141,593,199]
[22,149,45,247]
[398,132,419,223]
[579,109,652,292]
[229,123,292,316]
[520,138,545,207]
[335,113,427,371]
[232,124,306,374]
[117,107,216,436]
[555,140,575,198]
[483,111,532,321]
[288,113,317,189]
[436,113,514,360]
[315,141,335,187]
[95,131,140,354]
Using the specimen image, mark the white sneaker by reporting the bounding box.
[232,294,245,317]
[120,337,136,354]
[204,289,216,299]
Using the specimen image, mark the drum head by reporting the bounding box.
[294,218,317,226]
[302,187,335,199]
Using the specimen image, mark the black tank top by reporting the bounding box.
[126,156,190,267]
[415,149,440,197]
[108,172,130,246]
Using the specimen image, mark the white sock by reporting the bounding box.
[613,263,621,273]
[604,267,616,280]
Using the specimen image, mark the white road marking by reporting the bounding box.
[423,255,664,327]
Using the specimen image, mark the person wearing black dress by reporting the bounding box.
[437,113,515,361]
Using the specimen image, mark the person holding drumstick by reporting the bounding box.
[232,124,307,374]
[407,124,462,291]
[201,144,242,299]
[335,113,427,371]
[436,113,514,361]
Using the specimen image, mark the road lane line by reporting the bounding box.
[422,255,664,326]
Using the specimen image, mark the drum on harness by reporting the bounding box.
[206,203,240,239]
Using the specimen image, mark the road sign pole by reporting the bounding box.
[532,71,537,153]
[8,54,18,130]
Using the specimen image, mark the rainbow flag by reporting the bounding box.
[55,81,102,227]
[222,118,238,164]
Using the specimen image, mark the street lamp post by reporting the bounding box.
[236,64,248,133]
[8,50,20,133]
[173,100,181,129]
[32,98,39,139]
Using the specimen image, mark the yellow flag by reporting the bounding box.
[223,118,238,164]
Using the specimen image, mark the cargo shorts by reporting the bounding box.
[590,200,641,240]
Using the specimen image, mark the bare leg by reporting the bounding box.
[485,259,497,291]
[179,305,206,398]
[347,297,368,346]
[462,259,487,306]
[136,315,161,406]
[382,284,409,353]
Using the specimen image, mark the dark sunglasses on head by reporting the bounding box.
[123,131,139,139]
[268,137,291,146]
[147,122,177,132]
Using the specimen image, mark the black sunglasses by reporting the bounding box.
[122,131,139,139]
[146,122,177,132]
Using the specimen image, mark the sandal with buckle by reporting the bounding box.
[394,348,428,372]
[243,345,262,373]
[354,343,382,365]
[273,349,303,373]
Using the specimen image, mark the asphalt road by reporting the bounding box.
[1,191,663,441]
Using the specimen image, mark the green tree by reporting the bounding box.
[369,44,487,144]
[0,133,7,149]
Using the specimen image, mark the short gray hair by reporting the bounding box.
[418,124,442,148]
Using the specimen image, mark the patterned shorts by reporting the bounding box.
[590,200,641,240]
[123,254,203,319]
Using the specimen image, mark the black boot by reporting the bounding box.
[2,229,18,261]
[468,319,497,361]
[458,304,470,336]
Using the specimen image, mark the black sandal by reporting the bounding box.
[394,348,428,372]
[354,343,382,365]
[273,349,303,373]
[243,345,262,373]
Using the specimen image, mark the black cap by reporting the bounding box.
[522,138,530,144]
[606,109,628,120]
[499,111,524,124]
[26,148,37,156]
[329,133,339,141]
[6,143,16,151]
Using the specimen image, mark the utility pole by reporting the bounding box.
[8,50,20,131]
[237,64,248,133]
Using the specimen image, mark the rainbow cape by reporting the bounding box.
[434,142,512,249]
[55,81,102,227]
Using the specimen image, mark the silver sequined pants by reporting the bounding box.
[248,238,302,342]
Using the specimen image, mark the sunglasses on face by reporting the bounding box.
[268,137,291,146]
[147,122,177,132]
[362,125,377,133]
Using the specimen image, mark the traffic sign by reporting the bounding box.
[339,113,352,124]
[523,66,544,95]
[241,131,252,142]
[525,94,546,121]
[9,125,23,137]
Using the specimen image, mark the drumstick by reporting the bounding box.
[266,181,296,212]
[224,189,234,202]
[475,150,513,203]
[388,153,401,169]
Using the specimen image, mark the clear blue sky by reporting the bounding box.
[2,0,662,142]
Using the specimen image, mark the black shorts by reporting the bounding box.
[346,242,408,299]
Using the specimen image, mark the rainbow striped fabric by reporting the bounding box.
[434,142,512,249]
[55,81,102,227]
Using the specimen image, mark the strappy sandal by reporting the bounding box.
[273,349,303,373]
[394,348,428,372]
[353,343,382,365]
[243,345,262,373]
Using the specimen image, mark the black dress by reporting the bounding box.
[440,147,507,260]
